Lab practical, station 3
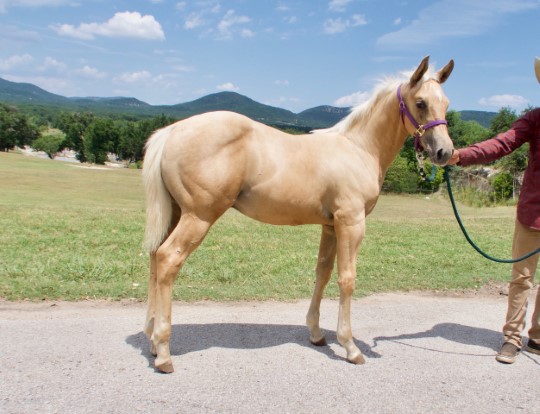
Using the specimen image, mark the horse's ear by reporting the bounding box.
[438,59,454,84]
[410,56,430,88]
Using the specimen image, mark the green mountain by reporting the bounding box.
[0,77,70,105]
[0,76,496,129]
[297,105,351,128]
[157,92,299,125]
[459,110,497,128]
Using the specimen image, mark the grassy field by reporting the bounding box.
[0,151,517,301]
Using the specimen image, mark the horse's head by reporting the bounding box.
[400,56,454,165]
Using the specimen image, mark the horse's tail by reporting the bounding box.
[142,124,175,253]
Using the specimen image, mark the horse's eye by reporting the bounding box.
[416,100,426,110]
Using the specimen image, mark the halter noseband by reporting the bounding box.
[397,84,448,152]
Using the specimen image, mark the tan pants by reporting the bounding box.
[503,219,540,347]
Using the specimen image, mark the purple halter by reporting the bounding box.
[397,84,448,152]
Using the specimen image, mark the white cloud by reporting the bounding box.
[274,80,290,86]
[76,65,107,79]
[334,91,371,107]
[39,57,66,72]
[114,70,152,83]
[329,0,353,12]
[283,16,297,24]
[377,0,539,48]
[479,94,529,109]
[323,18,347,34]
[184,12,204,29]
[393,17,402,25]
[323,14,367,34]
[217,10,251,39]
[0,53,33,70]
[216,82,239,92]
[351,14,367,26]
[182,2,221,30]
[51,11,165,40]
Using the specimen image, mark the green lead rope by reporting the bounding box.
[443,166,540,264]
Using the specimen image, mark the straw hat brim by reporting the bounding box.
[536,57,540,83]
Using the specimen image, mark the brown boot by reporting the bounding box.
[525,339,540,355]
[496,342,520,364]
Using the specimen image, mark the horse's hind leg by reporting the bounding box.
[151,212,213,373]
[144,252,158,356]
[144,207,180,356]
[306,225,337,346]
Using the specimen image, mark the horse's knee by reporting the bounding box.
[337,274,355,295]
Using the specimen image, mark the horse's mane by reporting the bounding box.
[314,66,439,136]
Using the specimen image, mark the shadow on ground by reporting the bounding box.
[126,323,381,369]
[126,322,515,370]
[373,323,502,355]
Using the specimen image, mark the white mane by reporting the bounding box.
[315,65,439,136]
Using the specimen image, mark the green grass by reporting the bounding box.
[0,152,516,301]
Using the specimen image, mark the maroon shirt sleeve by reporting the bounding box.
[458,114,532,166]
[456,109,540,229]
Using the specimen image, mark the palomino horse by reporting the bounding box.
[142,56,454,373]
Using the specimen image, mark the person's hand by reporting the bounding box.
[446,149,460,165]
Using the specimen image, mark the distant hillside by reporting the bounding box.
[0,76,497,129]
[0,77,70,105]
[158,92,299,125]
[459,110,496,128]
[297,106,351,128]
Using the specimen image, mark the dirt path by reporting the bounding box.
[1,292,539,413]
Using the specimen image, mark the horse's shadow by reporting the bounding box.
[373,323,502,355]
[126,322,530,369]
[126,323,382,368]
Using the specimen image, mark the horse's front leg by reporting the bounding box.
[306,225,337,346]
[334,218,365,364]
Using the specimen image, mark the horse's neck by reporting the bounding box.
[349,95,409,176]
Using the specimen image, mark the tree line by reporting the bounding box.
[0,103,175,166]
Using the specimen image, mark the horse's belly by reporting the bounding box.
[233,194,331,226]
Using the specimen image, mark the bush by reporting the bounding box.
[32,128,65,158]
[383,156,418,193]
[490,172,513,202]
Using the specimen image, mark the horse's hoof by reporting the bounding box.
[348,354,366,365]
[155,358,174,374]
[310,337,327,347]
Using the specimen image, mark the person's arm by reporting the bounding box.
[449,112,533,167]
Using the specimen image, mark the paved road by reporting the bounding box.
[1,292,539,414]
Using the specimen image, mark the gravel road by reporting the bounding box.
[1,291,539,414]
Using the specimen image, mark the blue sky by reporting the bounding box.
[1,0,539,113]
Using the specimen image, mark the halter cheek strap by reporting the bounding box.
[397,84,447,152]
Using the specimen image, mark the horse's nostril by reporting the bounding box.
[437,148,444,160]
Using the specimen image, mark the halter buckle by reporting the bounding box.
[415,125,426,137]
